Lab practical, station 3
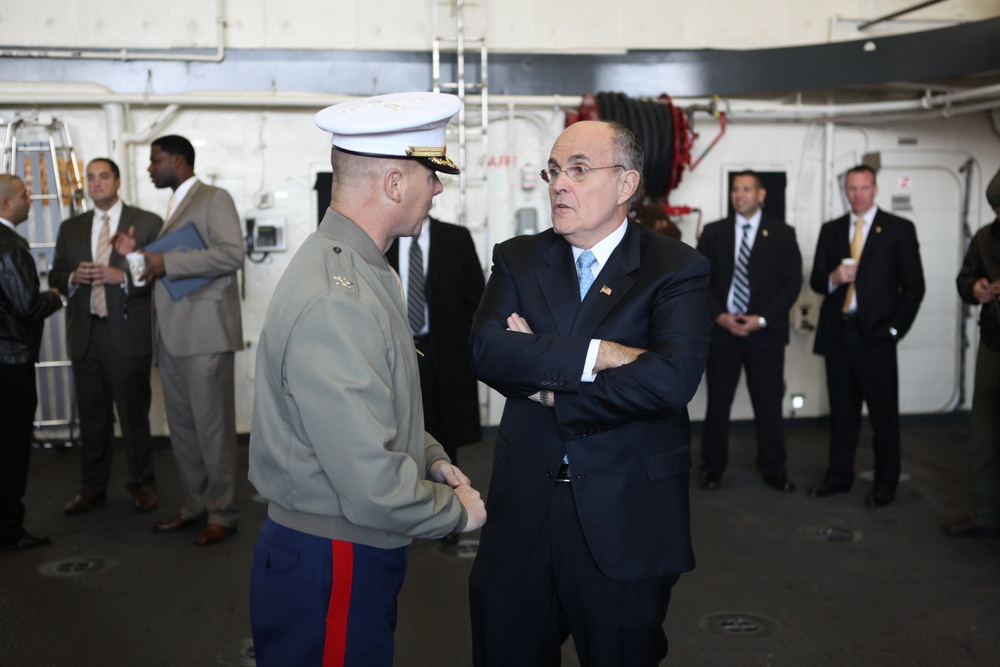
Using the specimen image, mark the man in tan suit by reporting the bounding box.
[116,135,245,546]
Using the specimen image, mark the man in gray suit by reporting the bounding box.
[51,158,162,517]
[116,135,245,546]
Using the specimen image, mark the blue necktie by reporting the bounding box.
[564,249,599,467]
[732,223,752,314]
[577,250,597,300]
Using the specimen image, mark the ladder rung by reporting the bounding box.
[434,36,486,44]
[436,82,486,92]
[36,360,73,368]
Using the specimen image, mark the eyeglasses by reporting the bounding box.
[539,165,625,183]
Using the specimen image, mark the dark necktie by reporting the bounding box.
[732,223,751,314]
[407,240,426,335]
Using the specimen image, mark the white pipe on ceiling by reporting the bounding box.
[0,0,228,64]
[1,81,1000,123]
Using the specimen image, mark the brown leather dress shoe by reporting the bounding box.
[194,523,235,547]
[153,514,198,533]
[64,492,106,516]
[134,491,158,514]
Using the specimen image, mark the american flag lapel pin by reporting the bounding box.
[600,285,612,296]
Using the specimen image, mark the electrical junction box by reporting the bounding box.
[246,213,287,252]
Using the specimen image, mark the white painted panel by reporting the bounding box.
[3,94,998,432]
[877,160,966,413]
[2,1,997,52]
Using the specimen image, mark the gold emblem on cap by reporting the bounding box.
[407,145,448,158]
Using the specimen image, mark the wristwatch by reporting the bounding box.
[758,316,768,329]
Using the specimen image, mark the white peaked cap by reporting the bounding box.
[315,92,461,174]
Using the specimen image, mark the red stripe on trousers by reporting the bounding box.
[323,540,354,666]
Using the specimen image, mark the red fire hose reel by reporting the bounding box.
[565,92,727,236]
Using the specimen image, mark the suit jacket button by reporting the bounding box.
[545,471,554,479]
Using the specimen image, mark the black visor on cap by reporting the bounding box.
[332,146,460,175]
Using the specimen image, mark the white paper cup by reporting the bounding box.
[126,252,147,286]
[841,258,856,266]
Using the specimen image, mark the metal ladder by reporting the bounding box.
[2,117,87,446]
[432,0,489,232]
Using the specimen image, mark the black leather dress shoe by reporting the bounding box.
[942,517,1000,538]
[866,491,895,508]
[699,472,722,490]
[0,531,52,551]
[808,481,852,498]
[763,474,797,493]
[64,492,106,516]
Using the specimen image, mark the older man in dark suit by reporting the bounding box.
[469,120,710,666]
[51,158,162,517]
[809,164,925,508]
[387,216,484,465]
[696,170,802,492]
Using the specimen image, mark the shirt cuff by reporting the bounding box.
[581,339,600,382]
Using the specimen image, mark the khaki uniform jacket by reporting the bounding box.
[249,208,465,549]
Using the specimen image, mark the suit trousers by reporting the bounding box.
[413,334,455,462]
[0,363,38,539]
[701,337,788,476]
[73,317,155,497]
[156,338,240,527]
[469,482,678,667]
[969,339,1000,528]
[822,317,901,493]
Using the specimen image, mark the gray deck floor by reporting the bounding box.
[1,414,998,666]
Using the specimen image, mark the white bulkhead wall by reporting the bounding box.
[23,103,990,432]
[2,0,999,432]
[2,0,998,52]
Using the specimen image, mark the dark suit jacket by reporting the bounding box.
[697,213,802,347]
[471,222,710,581]
[810,208,925,354]
[50,205,163,360]
[387,218,485,446]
